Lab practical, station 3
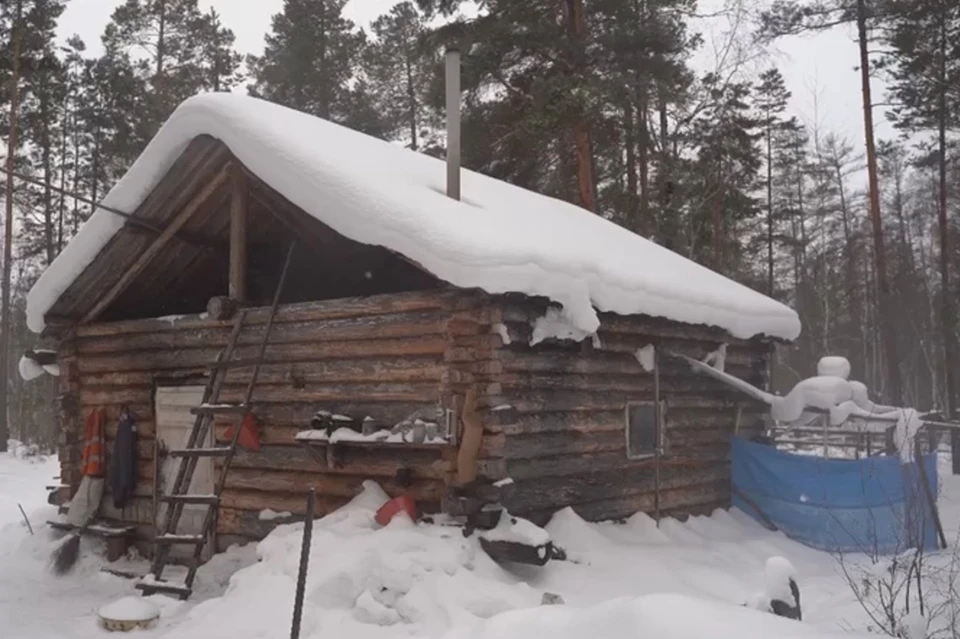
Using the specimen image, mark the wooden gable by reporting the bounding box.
[44,136,440,330]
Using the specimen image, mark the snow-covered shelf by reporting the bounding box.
[296,427,451,469]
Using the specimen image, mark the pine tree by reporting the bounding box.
[102,0,238,132]
[365,2,438,149]
[248,0,367,123]
[883,0,960,417]
[754,68,791,297]
[19,0,68,266]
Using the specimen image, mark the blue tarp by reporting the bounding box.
[731,437,939,554]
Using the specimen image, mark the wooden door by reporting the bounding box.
[154,386,214,560]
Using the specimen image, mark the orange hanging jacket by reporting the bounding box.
[81,408,106,478]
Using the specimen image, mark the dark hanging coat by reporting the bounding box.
[108,413,138,509]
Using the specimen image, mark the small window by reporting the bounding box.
[625,400,664,459]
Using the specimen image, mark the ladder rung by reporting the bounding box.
[159,494,220,505]
[156,533,205,545]
[190,404,249,415]
[168,447,232,458]
[135,577,192,598]
[208,358,263,370]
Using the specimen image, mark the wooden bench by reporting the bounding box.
[47,521,136,562]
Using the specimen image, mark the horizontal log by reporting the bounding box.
[500,300,767,347]
[495,348,760,382]
[76,311,450,355]
[75,289,476,338]
[521,481,731,525]
[99,496,154,526]
[487,390,745,414]
[80,387,153,408]
[225,444,448,479]
[223,468,443,500]
[496,372,758,396]
[234,402,443,430]
[216,507,304,539]
[505,449,728,480]
[507,465,729,512]
[505,429,626,460]
[219,489,350,517]
[80,357,446,389]
[216,381,442,405]
[76,337,449,374]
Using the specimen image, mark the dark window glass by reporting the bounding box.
[627,402,660,457]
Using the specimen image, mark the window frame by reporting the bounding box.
[624,399,667,460]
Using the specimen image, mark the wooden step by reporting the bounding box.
[136,576,192,599]
[190,403,249,416]
[156,533,205,545]
[159,494,220,505]
[168,447,232,458]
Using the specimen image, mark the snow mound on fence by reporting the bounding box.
[26,92,800,341]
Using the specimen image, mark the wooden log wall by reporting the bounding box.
[481,297,773,526]
[59,289,500,548]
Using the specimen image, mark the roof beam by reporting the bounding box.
[229,163,248,302]
[80,166,231,325]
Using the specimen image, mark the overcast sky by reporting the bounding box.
[57,0,895,157]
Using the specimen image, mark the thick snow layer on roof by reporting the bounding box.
[25,93,801,339]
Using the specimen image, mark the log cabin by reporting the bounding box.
[26,90,800,556]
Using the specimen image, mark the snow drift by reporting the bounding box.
[26,93,800,341]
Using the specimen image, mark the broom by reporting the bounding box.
[50,511,95,576]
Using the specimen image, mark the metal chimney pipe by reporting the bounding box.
[445,46,461,201]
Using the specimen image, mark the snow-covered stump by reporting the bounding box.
[747,557,802,621]
[98,597,159,632]
[766,557,802,621]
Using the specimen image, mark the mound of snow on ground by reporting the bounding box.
[6,450,960,638]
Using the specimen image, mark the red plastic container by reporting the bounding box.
[375,495,417,526]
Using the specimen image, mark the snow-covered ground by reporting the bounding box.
[3,444,959,638]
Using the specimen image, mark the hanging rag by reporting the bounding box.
[66,408,107,527]
[81,407,106,478]
[108,411,138,509]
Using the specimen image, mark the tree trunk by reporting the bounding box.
[0,0,23,452]
[41,75,55,265]
[624,101,638,228]
[713,162,724,270]
[565,0,595,212]
[657,88,673,248]
[766,120,774,297]
[319,1,330,120]
[154,0,167,128]
[936,15,955,417]
[857,0,902,405]
[405,54,418,150]
[211,9,221,92]
[638,93,651,234]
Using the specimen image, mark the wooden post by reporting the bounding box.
[229,164,248,303]
[290,488,315,639]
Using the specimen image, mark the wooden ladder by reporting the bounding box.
[137,243,296,600]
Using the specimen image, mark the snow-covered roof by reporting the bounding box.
[25,93,801,340]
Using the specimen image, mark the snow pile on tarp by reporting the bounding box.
[25,93,800,341]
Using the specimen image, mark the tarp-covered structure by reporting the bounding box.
[732,437,939,554]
